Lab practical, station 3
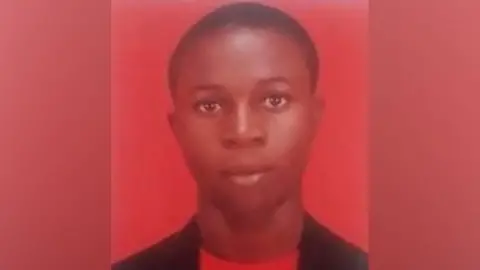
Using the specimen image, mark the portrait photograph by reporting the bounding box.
[112,1,368,269]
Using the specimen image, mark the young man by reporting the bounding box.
[114,2,367,270]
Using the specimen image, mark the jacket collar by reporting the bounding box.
[165,213,329,270]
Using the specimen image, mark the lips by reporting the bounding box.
[220,165,273,186]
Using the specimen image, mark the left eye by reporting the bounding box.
[264,96,288,109]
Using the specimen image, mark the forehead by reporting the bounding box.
[175,27,310,90]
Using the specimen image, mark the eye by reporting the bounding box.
[263,95,289,109]
[195,101,221,114]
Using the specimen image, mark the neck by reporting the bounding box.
[196,196,304,263]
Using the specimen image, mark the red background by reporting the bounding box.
[111,0,368,262]
[3,0,480,269]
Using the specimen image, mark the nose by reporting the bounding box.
[221,104,266,149]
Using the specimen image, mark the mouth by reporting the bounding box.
[220,166,273,186]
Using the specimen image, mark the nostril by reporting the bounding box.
[222,138,237,149]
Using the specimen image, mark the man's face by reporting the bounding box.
[170,27,320,217]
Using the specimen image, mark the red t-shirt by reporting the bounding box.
[200,249,299,270]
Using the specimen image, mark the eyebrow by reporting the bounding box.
[256,76,291,87]
[188,76,291,93]
[191,83,226,92]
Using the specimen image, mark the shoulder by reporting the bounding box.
[111,233,180,270]
[112,221,200,270]
[300,214,368,270]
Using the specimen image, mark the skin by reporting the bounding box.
[169,26,322,263]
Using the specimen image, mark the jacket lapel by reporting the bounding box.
[172,213,346,270]
[164,219,201,270]
[298,213,328,270]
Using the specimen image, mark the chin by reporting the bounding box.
[218,195,282,221]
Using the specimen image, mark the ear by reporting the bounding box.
[167,110,178,140]
[312,94,325,126]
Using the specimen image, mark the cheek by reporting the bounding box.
[176,118,221,164]
[267,110,315,158]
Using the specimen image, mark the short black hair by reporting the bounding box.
[167,2,320,93]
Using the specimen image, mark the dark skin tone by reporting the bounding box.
[169,26,322,263]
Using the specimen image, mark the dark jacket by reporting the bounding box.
[113,213,368,270]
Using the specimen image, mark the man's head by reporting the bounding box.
[168,2,322,221]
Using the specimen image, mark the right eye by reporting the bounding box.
[195,101,221,114]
